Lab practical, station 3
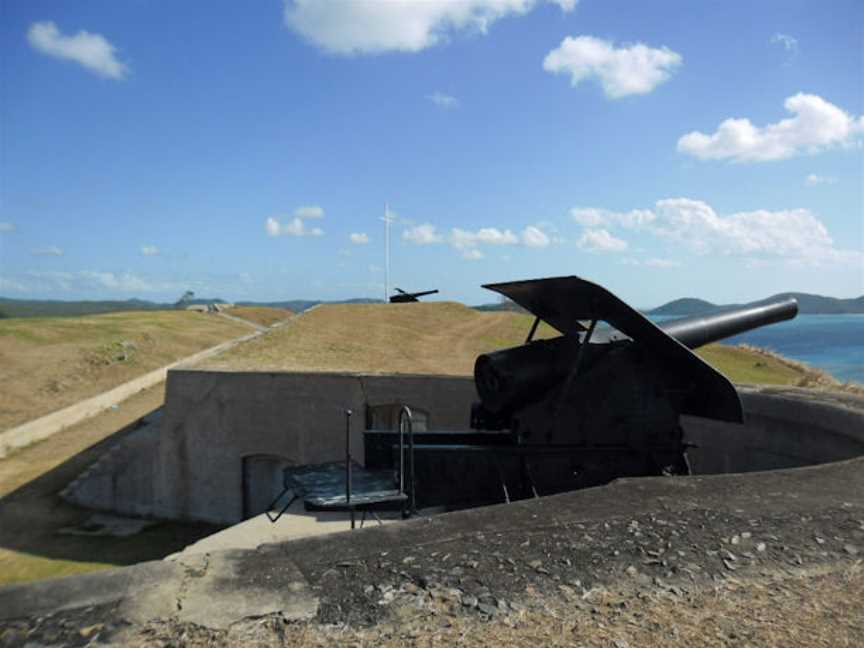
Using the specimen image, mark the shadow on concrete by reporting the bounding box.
[0,410,223,576]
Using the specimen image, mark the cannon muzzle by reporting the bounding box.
[658,298,798,350]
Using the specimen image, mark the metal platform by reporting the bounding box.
[285,462,407,510]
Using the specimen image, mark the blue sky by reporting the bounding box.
[1,0,862,307]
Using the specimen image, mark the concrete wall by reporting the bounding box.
[683,386,864,475]
[61,419,161,517]
[66,371,864,526]
[152,371,477,524]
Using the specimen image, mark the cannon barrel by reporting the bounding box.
[658,298,798,350]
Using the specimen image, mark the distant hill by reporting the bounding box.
[650,293,864,316]
[472,299,527,314]
[0,298,165,318]
[3,291,859,319]
[237,298,382,312]
[0,296,382,318]
[0,297,231,318]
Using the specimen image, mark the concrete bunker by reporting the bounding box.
[62,370,864,527]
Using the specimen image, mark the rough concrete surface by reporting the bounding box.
[0,547,317,632]
[168,498,402,558]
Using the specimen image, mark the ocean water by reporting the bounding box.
[653,314,864,384]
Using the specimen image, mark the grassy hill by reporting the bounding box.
[198,302,558,375]
[223,306,294,327]
[0,311,254,430]
[196,302,848,390]
[0,296,375,318]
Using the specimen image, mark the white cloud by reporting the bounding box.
[543,36,682,98]
[283,0,575,55]
[644,258,681,268]
[0,277,28,292]
[0,222,15,232]
[521,225,551,248]
[428,92,459,109]
[651,198,840,259]
[349,232,370,244]
[450,227,519,249]
[571,197,862,267]
[619,257,681,268]
[141,245,160,256]
[27,21,129,80]
[32,245,64,256]
[14,270,187,295]
[404,222,556,257]
[461,248,485,260]
[677,93,864,162]
[570,207,607,227]
[265,216,324,237]
[80,271,151,291]
[384,208,412,226]
[266,205,325,237]
[771,33,798,56]
[571,207,655,228]
[805,174,838,186]
[771,33,798,52]
[294,205,324,219]
[402,223,443,245]
[578,228,628,252]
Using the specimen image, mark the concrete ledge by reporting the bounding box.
[0,548,318,629]
[0,330,263,458]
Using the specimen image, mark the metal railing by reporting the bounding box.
[343,405,416,528]
[398,405,417,516]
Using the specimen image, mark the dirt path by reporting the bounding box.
[215,311,267,332]
[0,383,220,585]
[0,311,252,431]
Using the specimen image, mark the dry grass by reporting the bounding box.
[196,303,844,392]
[197,302,558,375]
[734,343,864,396]
[695,343,807,386]
[226,306,294,328]
[123,565,864,647]
[301,567,864,647]
[0,310,251,430]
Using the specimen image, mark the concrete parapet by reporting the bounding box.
[683,386,864,475]
[151,371,477,524]
[61,370,864,529]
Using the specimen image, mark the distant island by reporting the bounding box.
[648,292,864,316]
[0,296,382,319]
[1,291,862,319]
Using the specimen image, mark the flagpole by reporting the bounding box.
[384,202,390,303]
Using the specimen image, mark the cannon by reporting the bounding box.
[468,276,798,493]
[364,275,798,508]
[390,288,439,303]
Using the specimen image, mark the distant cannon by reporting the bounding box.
[389,288,439,303]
